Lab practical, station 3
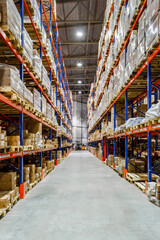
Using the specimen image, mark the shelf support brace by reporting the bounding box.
[147,61,152,182]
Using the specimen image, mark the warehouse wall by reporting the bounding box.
[72,100,88,146]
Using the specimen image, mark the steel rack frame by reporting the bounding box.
[88,0,160,182]
[0,0,72,198]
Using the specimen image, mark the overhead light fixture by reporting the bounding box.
[78,91,82,94]
[76,30,83,37]
[78,80,82,84]
[77,62,82,67]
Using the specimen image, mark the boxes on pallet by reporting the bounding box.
[24,0,41,30]
[146,0,160,28]
[25,164,35,183]
[46,103,52,121]
[24,27,33,65]
[7,136,20,146]
[15,186,19,197]
[33,50,42,79]
[23,85,33,105]
[0,0,21,44]
[42,66,51,96]
[42,95,47,116]
[108,155,114,165]
[0,193,10,208]
[0,64,24,97]
[146,12,160,52]
[23,167,30,182]
[35,167,41,179]
[118,158,125,176]
[29,88,41,112]
[0,172,17,191]
[0,130,7,148]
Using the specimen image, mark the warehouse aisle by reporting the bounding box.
[0,151,160,240]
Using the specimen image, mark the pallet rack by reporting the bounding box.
[0,0,72,198]
[88,0,160,183]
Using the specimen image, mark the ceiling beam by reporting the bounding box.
[57,20,103,24]
[67,77,94,82]
[69,84,91,86]
[67,67,96,71]
[58,23,102,30]
[57,0,86,3]
[64,55,97,59]
[61,41,98,45]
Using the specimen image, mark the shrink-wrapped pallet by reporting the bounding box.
[0,64,24,97]
[28,88,41,112]
[42,66,51,96]
[23,85,33,105]
[42,95,47,116]
[0,0,21,44]
[23,27,33,65]
[46,103,52,120]
[24,0,40,29]
[33,50,42,79]
[146,13,160,52]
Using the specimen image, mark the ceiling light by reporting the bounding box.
[77,62,82,67]
[76,30,83,37]
[78,91,82,94]
[78,80,82,84]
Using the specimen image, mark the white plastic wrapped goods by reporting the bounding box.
[146,13,160,52]
[33,50,42,79]
[42,66,51,95]
[125,117,144,129]
[42,95,47,116]
[0,0,21,44]
[42,26,47,47]
[146,0,160,28]
[46,103,52,120]
[29,88,41,112]
[23,28,33,65]
[145,101,160,121]
[0,64,24,97]
[23,85,33,105]
[24,0,40,29]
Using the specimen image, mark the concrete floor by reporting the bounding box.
[0,151,160,240]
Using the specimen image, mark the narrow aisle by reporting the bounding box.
[0,151,159,240]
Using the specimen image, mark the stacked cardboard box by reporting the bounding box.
[0,172,17,191]
[0,0,22,44]
[0,64,23,97]
[0,129,7,149]
[25,164,35,183]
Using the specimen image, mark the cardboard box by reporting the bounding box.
[0,172,17,191]
[0,193,10,208]
[14,186,19,197]
[7,136,20,146]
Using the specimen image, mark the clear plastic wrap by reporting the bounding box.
[33,50,42,79]
[0,0,21,44]
[23,27,33,65]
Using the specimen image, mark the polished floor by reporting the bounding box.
[0,151,160,240]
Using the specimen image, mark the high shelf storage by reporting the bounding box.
[88,0,160,195]
[0,0,72,201]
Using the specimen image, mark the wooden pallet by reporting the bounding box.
[149,117,160,126]
[0,146,12,154]
[23,145,34,151]
[0,203,12,218]
[126,173,158,183]
[1,25,23,54]
[28,181,37,191]
[0,87,25,106]
[134,182,146,193]
[10,146,23,152]
[12,194,20,207]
